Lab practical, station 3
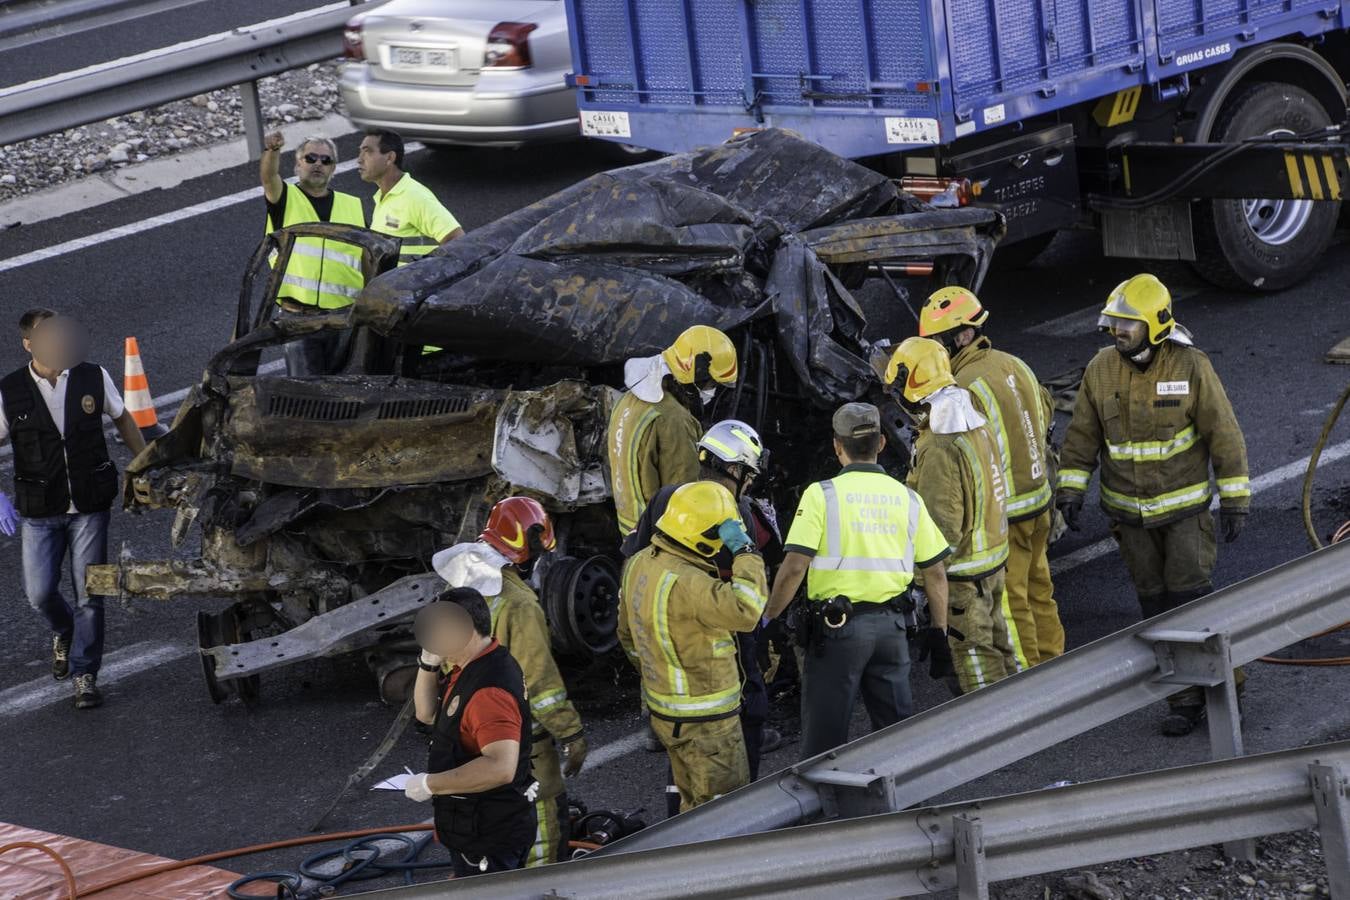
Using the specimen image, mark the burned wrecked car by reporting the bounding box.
[87,129,1003,703]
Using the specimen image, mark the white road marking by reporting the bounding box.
[0,641,191,717]
[1050,437,1350,576]
[0,359,284,463]
[585,728,648,769]
[0,143,423,274]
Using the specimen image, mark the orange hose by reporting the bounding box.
[76,824,434,897]
[0,841,79,900]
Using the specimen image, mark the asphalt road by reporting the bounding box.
[2,0,338,88]
[0,138,1348,895]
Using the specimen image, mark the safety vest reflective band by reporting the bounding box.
[1057,468,1091,490]
[267,188,365,309]
[636,571,744,720]
[1217,476,1251,498]
[1100,481,1212,523]
[810,478,919,575]
[614,405,662,535]
[1106,425,1200,462]
[968,377,1052,520]
[945,433,1010,578]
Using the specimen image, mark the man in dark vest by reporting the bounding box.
[0,314,146,709]
[405,587,538,876]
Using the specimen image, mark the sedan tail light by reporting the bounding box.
[342,16,365,60]
[484,22,537,69]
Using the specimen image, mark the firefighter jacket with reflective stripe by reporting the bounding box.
[1056,342,1250,527]
[486,568,583,744]
[0,363,117,517]
[783,464,951,603]
[908,422,1010,582]
[951,338,1054,522]
[617,535,768,721]
[267,187,365,309]
[606,389,701,535]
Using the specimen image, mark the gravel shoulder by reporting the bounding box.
[0,62,345,200]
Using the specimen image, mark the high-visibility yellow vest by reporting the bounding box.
[267,187,366,309]
[784,464,952,603]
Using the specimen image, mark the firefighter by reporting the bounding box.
[607,325,739,537]
[885,338,1021,696]
[918,286,1064,666]
[617,481,768,811]
[766,402,955,759]
[432,497,586,866]
[1055,274,1250,736]
[620,420,783,793]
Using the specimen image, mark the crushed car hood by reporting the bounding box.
[355,128,1001,406]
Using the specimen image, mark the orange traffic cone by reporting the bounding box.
[124,337,167,442]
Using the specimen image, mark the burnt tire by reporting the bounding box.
[1191,82,1340,292]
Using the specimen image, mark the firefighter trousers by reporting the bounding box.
[947,571,1021,696]
[525,736,567,867]
[1003,510,1066,666]
[650,714,749,813]
[1112,512,1244,709]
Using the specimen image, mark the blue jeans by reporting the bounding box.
[21,510,109,676]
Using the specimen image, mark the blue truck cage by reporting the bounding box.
[564,0,1349,157]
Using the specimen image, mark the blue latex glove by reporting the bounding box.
[718,519,753,556]
[0,492,16,537]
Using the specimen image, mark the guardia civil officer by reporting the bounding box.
[766,403,954,760]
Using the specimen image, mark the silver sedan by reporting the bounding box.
[339,0,578,147]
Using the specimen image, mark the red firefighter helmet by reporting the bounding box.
[480,496,556,565]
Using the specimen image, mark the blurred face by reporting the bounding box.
[295,141,336,192]
[414,602,475,663]
[29,316,89,373]
[356,136,394,183]
[1106,317,1148,354]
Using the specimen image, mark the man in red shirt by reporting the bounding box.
[405,587,537,876]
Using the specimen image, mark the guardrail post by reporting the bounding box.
[797,767,902,819]
[1140,628,1253,861]
[953,814,990,900]
[239,80,264,161]
[1309,763,1350,899]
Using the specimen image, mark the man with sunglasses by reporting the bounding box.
[260,133,367,375]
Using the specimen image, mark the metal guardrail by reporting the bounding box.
[0,1,379,156]
[593,540,1350,858]
[0,0,207,52]
[365,741,1350,899]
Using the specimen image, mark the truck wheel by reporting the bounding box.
[1192,82,1340,292]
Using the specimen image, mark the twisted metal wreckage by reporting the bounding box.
[85,129,1004,702]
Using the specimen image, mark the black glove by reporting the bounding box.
[1057,494,1083,532]
[916,626,955,679]
[1221,510,1246,543]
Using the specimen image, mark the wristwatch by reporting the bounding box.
[417,660,440,673]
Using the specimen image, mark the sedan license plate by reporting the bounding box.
[391,46,454,69]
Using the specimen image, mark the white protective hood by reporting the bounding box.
[431,541,510,597]
[926,385,987,435]
[623,354,671,403]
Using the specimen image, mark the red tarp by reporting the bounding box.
[0,822,240,899]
